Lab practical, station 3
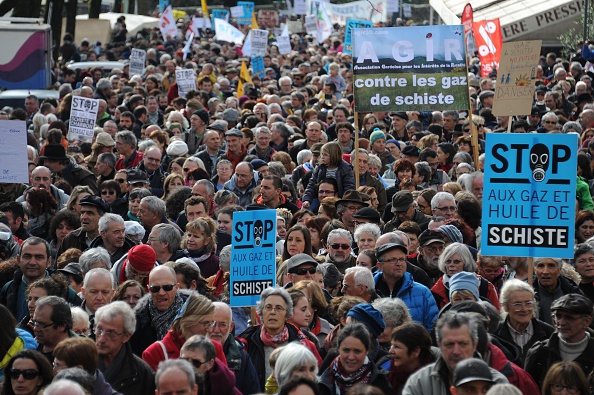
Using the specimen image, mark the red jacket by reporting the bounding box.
[115,150,144,171]
[488,343,540,394]
[142,329,227,371]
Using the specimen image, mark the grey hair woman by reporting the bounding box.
[274,342,318,388]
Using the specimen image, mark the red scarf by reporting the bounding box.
[226,146,247,170]
[260,325,289,348]
[255,193,287,207]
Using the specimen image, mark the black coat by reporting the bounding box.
[100,342,155,395]
[494,317,554,364]
[318,360,391,395]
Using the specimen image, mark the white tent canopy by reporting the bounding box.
[76,12,159,36]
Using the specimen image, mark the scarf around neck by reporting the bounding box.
[330,355,372,395]
[260,325,289,348]
[149,292,185,339]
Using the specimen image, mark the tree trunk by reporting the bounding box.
[127,0,135,14]
[89,0,101,18]
[65,0,77,37]
[114,0,123,13]
[49,0,64,61]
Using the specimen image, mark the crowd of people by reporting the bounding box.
[0,13,594,395]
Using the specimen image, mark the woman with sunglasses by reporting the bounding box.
[142,293,226,372]
[2,349,54,395]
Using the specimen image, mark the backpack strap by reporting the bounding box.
[479,277,489,298]
[158,341,168,361]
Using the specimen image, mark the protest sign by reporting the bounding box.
[129,48,146,77]
[251,29,269,56]
[277,35,291,54]
[306,0,387,25]
[352,25,469,112]
[0,120,27,183]
[211,9,229,27]
[344,19,373,55]
[288,20,304,33]
[403,3,411,17]
[237,1,254,25]
[251,56,265,78]
[386,0,398,13]
[230,5,244,17]
[492,40,542,116]
[69,97,99,143]
[214,18,245,45]
[230,210,277,307]
[175,69,196,98]
[159,6,178,40]
[258,10,279,27]
[294,0,307,14]
[481,134,578,258]
[305,15,317,35]
[473,19,502,77]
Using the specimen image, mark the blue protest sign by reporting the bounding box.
[230,209,277,307]
[211,9,229,28]
[251,56,265,78]
[344,19,372,55]
[481,134,578,258]
[237,1,254,25]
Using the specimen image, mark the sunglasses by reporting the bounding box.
[330,243,350,250]
[182,357,208,369]
[10,369,40,380]
[149,284,176,293]
[291,267,316,275]
[115,178,126,183]
[101,190,115,195]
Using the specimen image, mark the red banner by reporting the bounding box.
[461,4,473,37]
[472,19,502,77]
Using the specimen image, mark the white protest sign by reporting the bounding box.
[277,35,291,54]
[159,6,178,40]
[214,18,245,45]
[287,20,304,33]
[0,120,28,183]
[186,17,200,39]
[294,0,306,14]
[129,48,146,77]
[175,69,197,98]
[386,0,398,13]
[69,97,99,143]
[230,5,244,17]
[403,3,411,17]
[242,31,252,56]
[305,15,317,35]
[251,29,268,56]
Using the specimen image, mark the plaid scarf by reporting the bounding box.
[330,356,372,395]
[149,293,184,339]
[260,325,289,348]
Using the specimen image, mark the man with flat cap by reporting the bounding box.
[524,293,594,390]
[383,191,430,233]
[184,109,210,155]
[389,111,408,141]
[58,196,110,256]
[284,253,318,288]
[412,229,446,286]
[373,242,438,331]
[450,358,495,395]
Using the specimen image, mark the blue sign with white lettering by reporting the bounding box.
[230,209,277,307]
[344,19,372,55]
[481,133,578,258]
[211,9,229,28]
[237,1,254,25]
[251,56,265,78]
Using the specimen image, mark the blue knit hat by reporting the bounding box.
[347,303,386,338]
[386,139,400,149]
[439,225,463,244]
[370,129,386,145]
[449,272,480,301]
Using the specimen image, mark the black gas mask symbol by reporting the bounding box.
[530,143,549,182]
[254,219,263,247]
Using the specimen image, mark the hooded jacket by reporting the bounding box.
[486,342,539,394]
[224,176,257,208]
[302,160,356,203]
[16,184,69,210]
[374,271,438,332]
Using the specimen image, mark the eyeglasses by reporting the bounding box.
[10,369,40,380]
[318,189,336,196]
[508,301,535,311]
[149,284,176,293]
[128,266,150,280]
[263,304,286,312]
[445,259,463,265]
[115,178,126,183]
[543,121,557,125]
[550,384,579,394]
[330,243,350,250]
[345,206,361,212]
[291,267,316,275]
[95,326,124,339]
[435,206,457,212]
[182,357,208,369]
[31,320,54,329]
[423,245,444,254]
[379,257,407,265]
[101,190,115,195]
[211,321,229,330]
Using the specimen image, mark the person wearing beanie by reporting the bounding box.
[449,272,480,304]
[346,303,386,340]
[369,129,395,174]
[112,244,157,288]
[438,224,464,245]
[183,109,210,155]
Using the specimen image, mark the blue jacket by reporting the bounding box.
[373,271,438,332]
[0,329,38,383]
